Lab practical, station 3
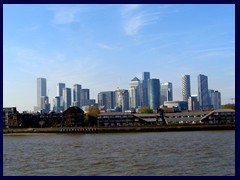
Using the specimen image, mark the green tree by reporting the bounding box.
[138,107,153,114]
[85,106,100,126]
[222,103,235,110]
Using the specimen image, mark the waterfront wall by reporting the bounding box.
[3,124,235,134]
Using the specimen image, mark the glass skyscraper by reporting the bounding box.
[98,91,114,110]
[198,74,210,109]
[129,77,141,109]
[37,77,47,107]
[73,84,82,108]
[63,87,72,111]
[182,75,191,102]
[148,78,160,110]
[115,89,129,112]
[141,72,150,107]
[160,82,173,105]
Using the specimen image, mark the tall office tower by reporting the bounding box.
[57,83,65,97]
[148,79,160,111]
[198,74,210,109]
[188,96,199,110]
[40,96,50,113]
[73,84,82,108]
[98,91,114,110]
[63,88,72,111]
[57,83,65,111]
[115,89,129,112]
[182,75,191,102]
[209,89,221,109]
[80,89,90,107]
[129,77,141,109]
[141,72,150,107]
[37,78,47,107]
[53,96,61,113]
[160,82,173,105]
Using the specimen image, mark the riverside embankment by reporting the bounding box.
[3,124,235,135]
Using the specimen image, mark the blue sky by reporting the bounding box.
[3,4,235,112]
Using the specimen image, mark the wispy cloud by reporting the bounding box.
[97,43,112,49]
[121,5,163,36]
[50,7,81,25]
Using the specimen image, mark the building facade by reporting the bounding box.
[129,77,141,109]
[148,78,160,111]
[182,75,191,102]
[198,74,210,109]
[35,77,50,113]
[63,88,72,111]
[73,84,82,108]
[209,89,221,109]
[80,89,90,107]
[115,89,129,112]
[160,82,173,105]
[98,91,115,110]
[141,72,150,107]
[188,96,200,110]
[164,101,188,111]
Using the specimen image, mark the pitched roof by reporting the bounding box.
[131,77,140,81]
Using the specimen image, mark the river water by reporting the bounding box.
[3,131,235,176]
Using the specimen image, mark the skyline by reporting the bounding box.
[3,4,235,112]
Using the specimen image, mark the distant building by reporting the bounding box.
[98,91,114,110]
[160,82,173,105]
[148,78,160,111]
[129,77,141,109]
[57,83,65,112]
[209,89,221,109]
[57,83,65,97]
[141,72,150,107]
[80,89,90,107]
[164,101,188,111]
[73,84,82,108]
[53,96,61,113]
[63,88,72,111]
[182,75,191,102]
[115,89,129,112]
[35,77,50,113]
[188,96,199,110]
[198,74,210,109]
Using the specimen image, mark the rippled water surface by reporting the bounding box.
[3,131,235,176]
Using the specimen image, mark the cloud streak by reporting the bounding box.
[50,7,81,25]
[121,5,162,36]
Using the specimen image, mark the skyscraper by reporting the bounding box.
[57,83,65,112]
[37,78,47,107]
[188,96,199,110]
[73,84,82,108]
[35,77,50,112]
[115,89,129,112]
[98,91,114,110]
[182,75,191,102]
[57,83,65,97]
[198,74,210,109]
[63,88,72,111]
[80,89,90,107]
[209,89,221,109]
[53,96,61,113]
[148,78,160,110]
[129,77,141,109]
[141,72,150,107]
[160,82,173,105]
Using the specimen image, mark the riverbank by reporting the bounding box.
[3,124,235,135]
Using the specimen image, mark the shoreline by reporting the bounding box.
[3,124,235,135]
